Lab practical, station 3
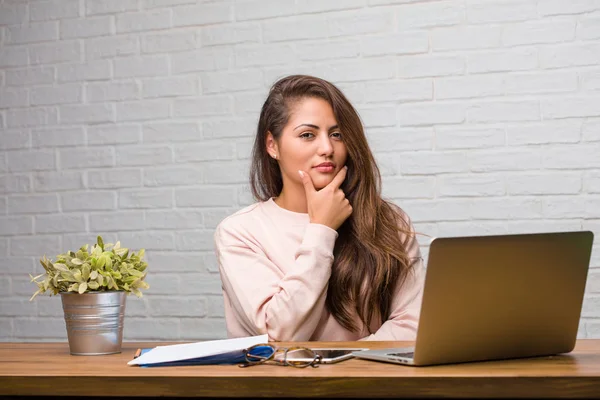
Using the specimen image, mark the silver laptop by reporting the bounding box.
[353,230,594,366]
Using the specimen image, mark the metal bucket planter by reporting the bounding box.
[60,291,127,355]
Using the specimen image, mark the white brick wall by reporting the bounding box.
[1,0,599,342]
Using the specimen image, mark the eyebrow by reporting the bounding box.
[293,123,339,131]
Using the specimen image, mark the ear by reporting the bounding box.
[266,131,279,160]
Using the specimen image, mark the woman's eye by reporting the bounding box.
[300,132,314,139]
[330,132,342,139]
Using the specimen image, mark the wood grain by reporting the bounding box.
[2,340,600,398]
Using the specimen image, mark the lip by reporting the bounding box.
[315,162,335,168]
[313,162,335,173]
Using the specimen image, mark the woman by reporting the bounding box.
[214,75,425,341]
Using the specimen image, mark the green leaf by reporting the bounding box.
[88,281,99,290]
[82,264,91,281]
[71,258,83,266]
[90,270,98,280]
[78,282,87,294]
[73,270,83,283]
[97,236,104,250]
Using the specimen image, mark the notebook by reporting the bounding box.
[353,230,594,366]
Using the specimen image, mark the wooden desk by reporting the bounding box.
[2,340,600,398]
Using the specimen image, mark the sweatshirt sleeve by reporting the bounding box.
[214,220,338,342]
[361,216,426,341]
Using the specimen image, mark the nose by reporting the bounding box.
[317,133,334,157]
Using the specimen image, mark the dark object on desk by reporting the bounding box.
[354,230,594,367]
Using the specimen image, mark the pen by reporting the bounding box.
[134,348,141,359]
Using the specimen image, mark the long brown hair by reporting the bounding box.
[250,75,415,333]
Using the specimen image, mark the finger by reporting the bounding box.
[298,170,316,195]
[328,166,348,189]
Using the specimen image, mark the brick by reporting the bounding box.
[235,0,295,21]
[30,84,82,106]
[175,231,214,251]
[173,3,232,27]
[60,147,115,169]
[468,101,540,123]
[13,318,67,339]
[397,54,465,78]
[142,77,197,98]
[180,317,227,340]
[114,56,168,79]
[85,35,139,60]
[116,9,172,33]
[148,252,206,273]
[143,166,203,187]
[88,125,141,145]
[398,102,467,126]
[367,127,433,152]
[123,317,179,340]
[0,88,28,109]
[503,19,576,46]
[381,176,435,199]
[174,142,235,163]
[7,150,55,172]
[402,199,472,223]
[8,194,59,215]
[207,295,224,318]
[0,239,6,257]
[171,48,234,74]
[60,16,113,39]
[175,187,237,207]
[578,16,600,39]
[35,214,86,234]
[467,48,537,73]
[87,80,140,103]
[200,22,260,47]
[584,172,600,193]
[235,138,252,160]
[542,144,600,169]
[435,75,503,99]
[468,149,542,172]
[124,297,148,318]
[86,0,138,16]
[329,9,393,36]
[146,296,206,317]
[201,70,262,94]
[0,216,33,236]
[0,1,27,25]
[540,43,600,69]
[116,146,172,166]
[297,40,360,62]
[142,31,196,54]
[115,231,175,251]
[173,96,232,118]
[263,15,329,43]
[581,69,600,91]
[29,41,81,65]
[0,256,36,275]
[10,235,61,256]
[88,169,142,189]
[119,189,173,209]
[396,1,465,28]
[437,221,506,238]
[324,59,395,83]
[235,44,296,68]
[30,0,79,21]
[0,47,28,68]
[436,126,505,149]
[542,197,586,219]
[399,151,468,175]
[7,21,58,44]
[583,119,600,142]
[33,171,84,192]
[89,211,145,232]
[542,97,600,119]
[0,174,31,194]
[32,127,85,148]
[143,122,200,143]
[200,161,249,184]
[60,104,114,124]
[57,60,111,82]
[539,0,600,16]
[504,71,578,95]
[298,0,365,13]
[5,66,55,86]
[507,120,582,145]
[0,129,29,150]
[202,208,236,229]
[361,32,428,57]
[359,106,397,128]
[471,198,543,220]
[432,26,502,51]
[61,191,116,211]
[505,220,583,236]
[507,173,582,195]
[143,0,195,8]
[466,0,537,23]
[116,100,170,122]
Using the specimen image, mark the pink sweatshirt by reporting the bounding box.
[214,198,425,342]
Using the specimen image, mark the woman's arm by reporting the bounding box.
[215,221,338,342]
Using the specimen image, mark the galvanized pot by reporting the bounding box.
[60,291,127,355]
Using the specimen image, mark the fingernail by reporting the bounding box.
[298,170,304,177]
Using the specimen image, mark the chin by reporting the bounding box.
[310,175,333,190]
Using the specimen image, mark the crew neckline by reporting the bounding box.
[266,197,309,221]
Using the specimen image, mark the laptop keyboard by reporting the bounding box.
[387,351,415,358]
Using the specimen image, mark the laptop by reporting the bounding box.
[352,230,594,366]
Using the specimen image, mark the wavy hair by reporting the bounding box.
[250,75,415,333]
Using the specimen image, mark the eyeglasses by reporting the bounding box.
[238,343,322,368]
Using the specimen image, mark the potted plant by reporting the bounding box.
[30,236,149,355]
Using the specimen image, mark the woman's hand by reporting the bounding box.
[299,166,353,231]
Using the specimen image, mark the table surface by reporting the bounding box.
[3,339,600,398]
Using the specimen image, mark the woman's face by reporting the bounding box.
[267,97,348,191]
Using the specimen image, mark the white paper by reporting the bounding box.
[128,334,268,366]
